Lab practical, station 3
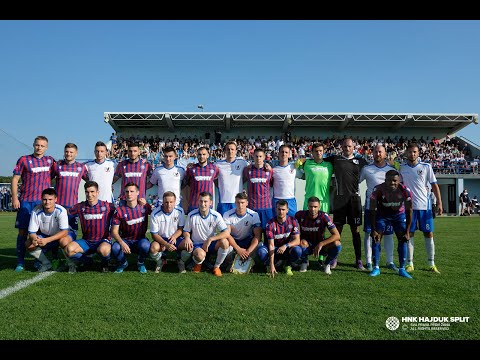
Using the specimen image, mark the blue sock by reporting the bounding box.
[137,239,150,264]
[325,244,342,265]
[372,242,381,267]
[257,245,269,266]
[112,242,124,263]
[289,246,302,264]
[101,255,110,267]
[398,242,407,268]
[16,234,27,265]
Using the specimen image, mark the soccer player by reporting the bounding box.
[111,183,152,274]
[215,141,249,216]
[149,191,186,273]
[11,135,56,272]
[84,141,116,203]
[184,147,219,214]
[295,143,333,214]
[223,192,262,270]
[243,148,273,232]
[369,170,413,279]
[113,142,153,206]
[52,143,89,259]
[295,196,341,275]
[180,192,230,277]
[359,144,397,272]
[400,143,443,274]
[257,200,301,278]
[148,146,185,207]
[272,144,302,217]
[325,137,368,270]
[25,188,75,272]
[64,181,115,273]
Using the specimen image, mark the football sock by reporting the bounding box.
[372,241,381,268]
[352,232,362,261]
[180,250,192,263]
[425,237,435,266]
[398,242,407,268]
[150,251,162,262]
[326,244,342,265]
[383,234,394,264]
[364,232,372,265]
[16,234,27,265]
[215,247,229,267]
[30,247,49,264]
[407,236,414,265]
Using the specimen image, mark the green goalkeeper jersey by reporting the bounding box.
[299,159,333,213]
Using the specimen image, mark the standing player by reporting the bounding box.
[84,141,116,203]
[223,192,263,269]
[272,144,301,217]
[359,144,397,272]
[65,181,115,273]
[113,142,153,206]
[243,148,274,232]
[295,196,341,275]
[149,191,186,273]
[400,143,442,274]
[295,143,333,214]
[11,135,56,272]
[111,183,152,274]
[325,137,368,270]
[184,147,219,214]
[25,188,74,272]
[257,200,301,278]
[52,143,89,263]
[180,192,230,277]
[369,170,413,279]
[148,146,185,208]
[215,141,249,216]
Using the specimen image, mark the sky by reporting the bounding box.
[1,20,479,176]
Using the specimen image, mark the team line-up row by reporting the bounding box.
[11,136,442,278]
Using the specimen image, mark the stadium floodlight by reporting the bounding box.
[104,114,110,123]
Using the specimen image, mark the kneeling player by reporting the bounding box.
[369,170,413,279]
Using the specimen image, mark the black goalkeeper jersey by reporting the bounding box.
[325,155,367,196]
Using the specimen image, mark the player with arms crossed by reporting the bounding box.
[369,170,413,279]
[400,143,442,274]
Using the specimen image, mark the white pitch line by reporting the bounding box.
[0,271,56,300]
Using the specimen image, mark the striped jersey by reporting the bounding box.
[184,163,219,209]
[183,209,227,244]
[272,162,299,199]
[13,155,56,202]
[295,210,336,246]
[370,183,412,216]
[149,165,185,206]
[265,215,299,247]
[216,158,249,204]
[243,165,273,210]
[359,163,396,208]
[28,204,69,236]
[114,158,153,200]
[223,208,261,241]
[69,200,114,241]
[399,161,437,210]
[112,203,152,240]
[150,205,185,238]
[84,159,116,203]
[53,160,88,208]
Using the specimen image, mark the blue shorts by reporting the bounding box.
[160,236,184,250]
[75,239,112,255]
[35,233,60,252]
[253,208,274,230]
[193,241,217,253]
[235,237,254,249]
[272,198,297,218]
[15,200,41,230]
[217,202,235,216]
[364,210,393,235]
[409,209,434,233]
[376,212,407,234]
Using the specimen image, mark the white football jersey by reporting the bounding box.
[150,206,185,238]
[149,165,185,206]
[223,208,261,241]
[85,159,116,203]
[359,163,396,208]
[184,209,227,244]
[272,162,300,199]
[400,161,437,210]
[28,204,69,236]
[215,158,249,204]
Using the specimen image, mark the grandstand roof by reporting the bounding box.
[104,112,478,134]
